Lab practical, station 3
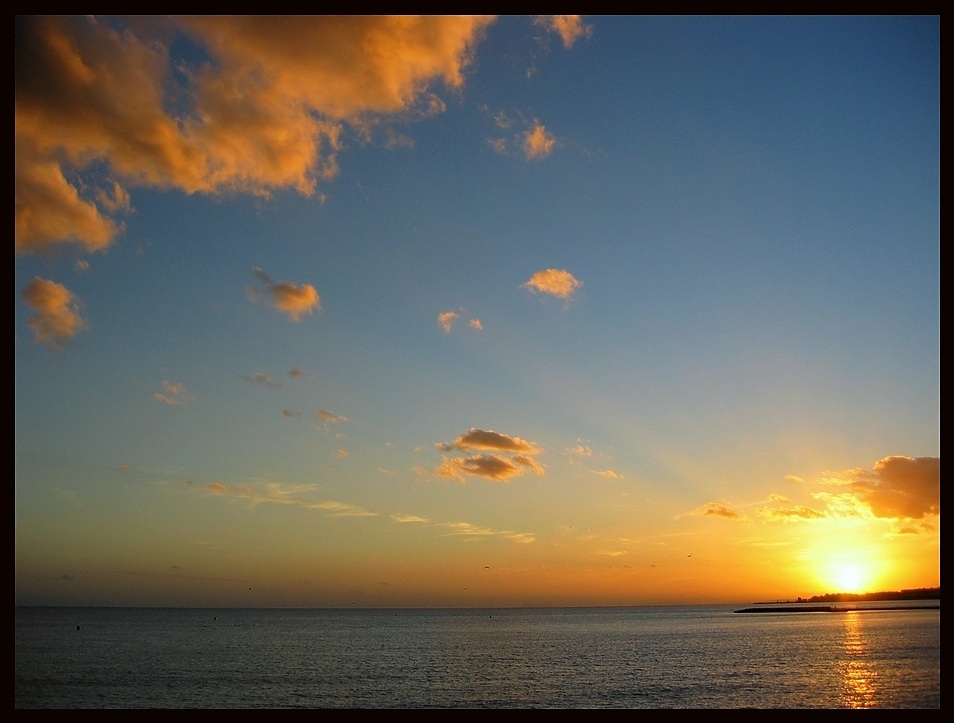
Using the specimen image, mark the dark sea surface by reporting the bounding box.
[15,603,940,709]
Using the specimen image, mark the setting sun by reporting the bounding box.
[827,562,869,594]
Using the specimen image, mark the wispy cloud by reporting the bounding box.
[21,277,87,347]
[315,409,349,424]
[248,267,321,322]
[207,481,375,517]
[696,502,749,521]
[439,521,535,544]
[243,372,281,388]
[153,380,193,406]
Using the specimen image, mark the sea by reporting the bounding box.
[15,602,940,709]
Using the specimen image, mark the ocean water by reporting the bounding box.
[15,604,940,709]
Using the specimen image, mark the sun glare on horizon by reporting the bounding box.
[821,559,878,595]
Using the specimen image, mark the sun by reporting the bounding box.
[829,562,866,594]
[819,556,880,595]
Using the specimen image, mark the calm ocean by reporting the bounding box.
[15,603,940,709]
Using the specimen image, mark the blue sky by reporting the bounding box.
[15,16,939,608]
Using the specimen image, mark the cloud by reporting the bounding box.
[437,428,540,455]
[566,445,592,457]
[533,15,593,48]
[824,455,940,520]
[282,408,301,419]
[698,502,749,521]
[207,480,375,517]
[315,409,349,424]
[438,309,482,333]
[288,367,309,378]
[15,15,496,257]
[248,267,321,321]
[243,372,281,388]
[523,268,582,300]
[438,310,459,333]
[433,428,545,483]
[20,277,87,347]
[593,470,621,479]
[758,505,826,521]
[153,380,193,406]
[521,120,556,160]
[439,520,535,544]
[391,514,428,523]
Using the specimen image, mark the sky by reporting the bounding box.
[15,15,939,609]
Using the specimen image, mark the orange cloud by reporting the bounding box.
[533,15,593,48]
[153,380,193,406]
[15,15,496,255]
[433,428,545,483]
[205,480,375,516]
[699,502,748,520]
[521,120,556,160]
[836,455,939,520]
[524,268,582,300]
[20,277,87,347]
[315,409,349,424]
[438,428,541,455]
[248,267,321,321]
[438,310,459,332]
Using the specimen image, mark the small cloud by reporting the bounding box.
[116,464,133,473]
[21,277,87,348]
[244,372,281,388]
[593,470,620,479]
[523,268,582,301]
[488,138,508,154]
[698,502,748,521]
[391,514,428,523]
[521,120,556,160]
[205,480,375,517]
[437,428,540,455]
[315,409,349,424]
[336,448,349,458]
[282,408,301,419]
[154,380,193,406]
[758,505,826,521]
[439,309,482,333]
[438,311,459,333]
[433,428,545,483]
[288,367,309,378]
[533,15,593,49]
[75,259,90,272]
[248,267,321,322]
[566,445,592,457]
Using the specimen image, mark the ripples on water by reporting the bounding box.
[15,605,940,709]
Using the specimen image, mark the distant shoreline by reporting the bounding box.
[735,587,940,614]
[752,587,940,605]
[735,604,940,614]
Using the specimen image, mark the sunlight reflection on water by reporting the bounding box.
[839,611,878,708]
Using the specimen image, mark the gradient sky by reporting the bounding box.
[15,15,939,609]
